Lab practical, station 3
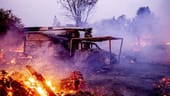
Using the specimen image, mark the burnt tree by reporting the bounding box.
[131,6,155,46]
[58,0,98,26]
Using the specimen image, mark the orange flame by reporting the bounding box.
[24,76,58,96]
[10,58,16,64]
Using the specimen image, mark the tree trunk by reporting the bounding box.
[75,16,82,27]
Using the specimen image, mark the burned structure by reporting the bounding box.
[24,27,123,64]
[0,26,126,96]
[1,26,170,96]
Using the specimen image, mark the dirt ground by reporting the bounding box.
[84,62,170,96]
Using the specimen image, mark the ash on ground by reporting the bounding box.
[82,61,170,96]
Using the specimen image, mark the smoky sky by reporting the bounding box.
[0,0,163,27]
[154,0,170,42]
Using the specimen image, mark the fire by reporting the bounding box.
[0,65,88,96]
[0,49,4,60]
[140,41,148,47]
[36,87,47,96]
[24,77,48,96]
[24,76,59,96]
[10,58,16,64]
[24,65,58,96]
[28,77,35,83]
[9,42,25,53]
[24,66,85,96]
[7,87,13,96]
[166,42,170,45]
[46,80,56,92]
[154,77,170,96]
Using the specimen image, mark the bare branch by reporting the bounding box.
[57,0,98,26]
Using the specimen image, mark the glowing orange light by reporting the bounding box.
[166,42,170,45]
[36,86,47,96]
[24,77,48,96]
[46,80,56,91]
[10,58,16,64]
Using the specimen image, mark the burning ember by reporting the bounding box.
[0,65,93,96]
[166,42,170,45]
[153,77,170,96]
[60,71,84,93]
[0,49,4,62]
[10,58,16,65]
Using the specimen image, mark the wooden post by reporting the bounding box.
[70,39,73,56]
[109,39,112,64]
[118,38,123,64]
[23,35,27,54]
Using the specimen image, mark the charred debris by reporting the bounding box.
[0,65,94,96]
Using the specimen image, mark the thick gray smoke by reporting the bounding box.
[91,5,170,64]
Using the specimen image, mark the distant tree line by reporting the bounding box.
[92,6,156,46]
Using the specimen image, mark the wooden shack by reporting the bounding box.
[24,32,55,55]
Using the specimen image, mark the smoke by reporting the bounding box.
[81,4,170,95]
[90,5,170,64]
[24,43,73,81]
[0,5,169,96]
[0,28,72,82]
[0,28,24,70]
[156,0,170,42]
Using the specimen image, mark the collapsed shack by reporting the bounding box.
[70,36,123,64]
[23,27,123,64]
